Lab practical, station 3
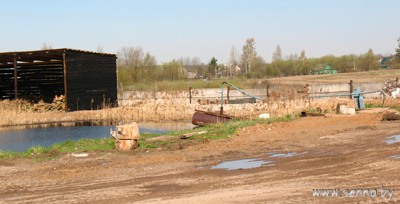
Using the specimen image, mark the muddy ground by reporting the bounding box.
[1,110,400,203]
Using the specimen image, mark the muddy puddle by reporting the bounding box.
[211,151,309,170]
[0,122,194,152]
[211,159,273,170]
[388,155,400,159]
[264,151,309,158]
[383,135,400,144]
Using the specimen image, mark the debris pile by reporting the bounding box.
[33,95,66,112]
[381,79,400,98]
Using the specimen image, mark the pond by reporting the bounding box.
[0,122,195,152]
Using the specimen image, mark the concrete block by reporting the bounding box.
[347,108,356,115]
[113,123,140,140]
[259,113,270,119]
[114,139,138,150]
[336,103,348,114]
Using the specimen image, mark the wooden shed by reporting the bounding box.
[0,48,117,111]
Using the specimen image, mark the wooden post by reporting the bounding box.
[227,86,230,104]
[13,54,18,99]
[189,87,192,104]
[267,84,269,97]
[63,53,68,110]
[349,80,353,99]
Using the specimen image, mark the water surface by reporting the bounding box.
[211,158,273,170]
[0,122,194,152]
[383,135,400,145]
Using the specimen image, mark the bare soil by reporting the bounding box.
[1,110,400,203]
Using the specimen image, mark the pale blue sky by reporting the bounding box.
[1,0,399,64]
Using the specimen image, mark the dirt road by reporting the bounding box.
[1,111,400,203]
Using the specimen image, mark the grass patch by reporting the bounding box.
[0,137,114,160]
[0,114,299,160]
[365,103,400,111]
[138,115,297,147]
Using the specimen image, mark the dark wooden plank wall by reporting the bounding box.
[65,51,117,111]
[0,67,14,99]
[0,62,64,101]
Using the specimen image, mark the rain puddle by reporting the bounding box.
[264,151,309,158]
[388,155,400,159]
[383,135,400,144]
[211,158,273,170]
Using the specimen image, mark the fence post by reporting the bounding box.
[227,86,230,104]
[267,84,269,97]
[189,87,192,104]
[349,80,353,99]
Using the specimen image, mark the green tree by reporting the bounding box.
[141,52,158,81]
[357,48,378,71]
[395,37,400,62]
[117,46,157,84]
[162,61,185,81]
[208,57,219,78]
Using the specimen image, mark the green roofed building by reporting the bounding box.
[379,57,392,69]
[311,65,338,75]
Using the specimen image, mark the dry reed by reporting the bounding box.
[1,88,360,127]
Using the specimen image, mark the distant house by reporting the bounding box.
[379,57,392,69]
[311,65,338,75]
[186,71,197,79]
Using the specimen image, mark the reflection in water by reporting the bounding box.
[211,159,273,170]
[384,135,400,145]
[139,122,195,134]
[0,122,194,152]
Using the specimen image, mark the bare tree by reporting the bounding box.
[117,46,144,83]
[229,45,239,66]
[272,45,282,62]
[41,43,53,50]
[96,44,104,53]
[191,56,201,66]
[241,38,257,74]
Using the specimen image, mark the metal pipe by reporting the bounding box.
[308,90,379,98]
[221,82,263,113]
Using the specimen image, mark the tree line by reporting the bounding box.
[114,37,400,86]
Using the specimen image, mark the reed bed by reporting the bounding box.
[0,88,358,127]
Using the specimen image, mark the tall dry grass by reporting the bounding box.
[1,87,357,127]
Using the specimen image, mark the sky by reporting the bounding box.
[1,0,400,64]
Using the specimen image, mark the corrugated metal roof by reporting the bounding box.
[0,48,116,56]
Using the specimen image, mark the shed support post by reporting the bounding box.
[63,53,67,110]
[13,54,18,99]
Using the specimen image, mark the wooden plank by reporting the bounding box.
[13,55,17,99]
[181,131,207,139]
[63,53,68,111]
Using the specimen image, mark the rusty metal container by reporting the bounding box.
[192,110,233,126]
